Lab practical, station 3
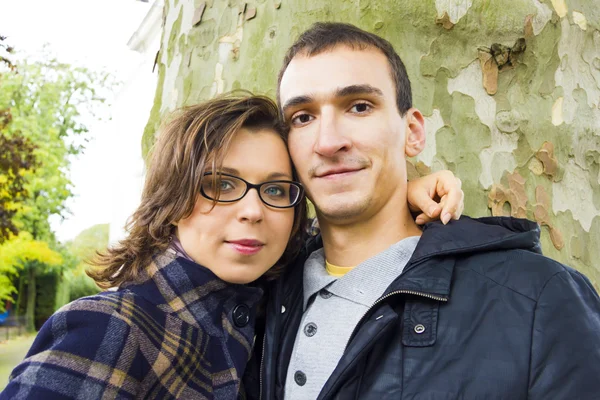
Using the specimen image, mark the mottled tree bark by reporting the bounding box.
[147,0,600,289]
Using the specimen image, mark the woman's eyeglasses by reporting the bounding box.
[200,172,304,209]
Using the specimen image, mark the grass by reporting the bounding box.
[0,334,35,391]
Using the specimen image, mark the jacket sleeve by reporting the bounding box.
[0,296,140,400]
[528,268,600,399]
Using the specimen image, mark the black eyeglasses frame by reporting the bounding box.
[200,172,304,209]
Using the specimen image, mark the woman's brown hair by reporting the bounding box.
[88,91,308,289]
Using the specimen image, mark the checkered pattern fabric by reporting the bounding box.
[1,250,263,400]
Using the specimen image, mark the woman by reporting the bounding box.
[2,93,462,399]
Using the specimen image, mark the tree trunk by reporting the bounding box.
[25,267,36,332]
[15,273,26,316]
[146,0,600,291]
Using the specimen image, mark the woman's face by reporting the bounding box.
[176,127,296,284]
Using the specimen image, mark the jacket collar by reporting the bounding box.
[122,249,264,330]
[410,216,541,264]
[297,216,541,300]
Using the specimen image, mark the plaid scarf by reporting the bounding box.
[2,250,263,399]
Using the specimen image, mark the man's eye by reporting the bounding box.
[291,113,314,125]
[350,103,371,113]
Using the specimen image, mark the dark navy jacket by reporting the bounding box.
[255,217,600,399]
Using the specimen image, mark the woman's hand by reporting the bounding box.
[407,170,464,225]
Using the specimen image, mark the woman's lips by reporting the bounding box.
[226,239,265,256]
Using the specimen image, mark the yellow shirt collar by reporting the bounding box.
[325,259,355,277]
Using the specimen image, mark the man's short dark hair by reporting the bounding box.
[277,22,413,116]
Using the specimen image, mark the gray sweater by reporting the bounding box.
[284,236,420,399]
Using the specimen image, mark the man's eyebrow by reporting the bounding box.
[282,95,314,114]
[282,85,384,115]
[335,84,383,98]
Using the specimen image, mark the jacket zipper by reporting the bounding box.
[259,331,266,399]
[343,289,448,353]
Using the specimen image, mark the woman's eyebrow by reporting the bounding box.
[217,167,293,181]
[266,172,293,180]
[218,166,240,175]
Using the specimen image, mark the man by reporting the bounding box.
[255,22,600,399]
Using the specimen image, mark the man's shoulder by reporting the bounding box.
[419,216,585,302]
[457,244,583,302]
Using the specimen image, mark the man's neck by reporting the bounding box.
[318,201,422,267]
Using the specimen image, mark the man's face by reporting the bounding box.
[279,46,417,224]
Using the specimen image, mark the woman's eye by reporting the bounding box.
[219,180,235,192]
[350,102,371,113]
[263,185,285,197]
[291,113,314,126]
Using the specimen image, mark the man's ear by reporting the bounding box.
[404,108,426,157]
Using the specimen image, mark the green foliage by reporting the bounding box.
[0,34,15,71]
[66,223,110,260]
[0,46,115,322]
[63,224,109,301]
[64,271,100,302]
[54,274,70,311]
[0,37,38,243]
[0,232,63,274]
[0,132,38,242]
[35,272,60,330]
[0,232,63,312]
[0,53,113,241]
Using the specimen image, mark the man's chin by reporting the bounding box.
[315,197,370,222]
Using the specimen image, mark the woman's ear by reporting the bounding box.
[405,108,426,157]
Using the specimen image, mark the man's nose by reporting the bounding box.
[237,188,265,224]
[314,109,352,157]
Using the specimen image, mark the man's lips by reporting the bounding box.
[315,167,363,179]
[226,239,265,256]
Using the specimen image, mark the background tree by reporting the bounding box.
[0,46,114,330]
[145,0,600,291]
[0,224,107,330]
[0,35,38,243]
[0,121,38,242]
[0,232,62,330]
[0,55,112,240]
